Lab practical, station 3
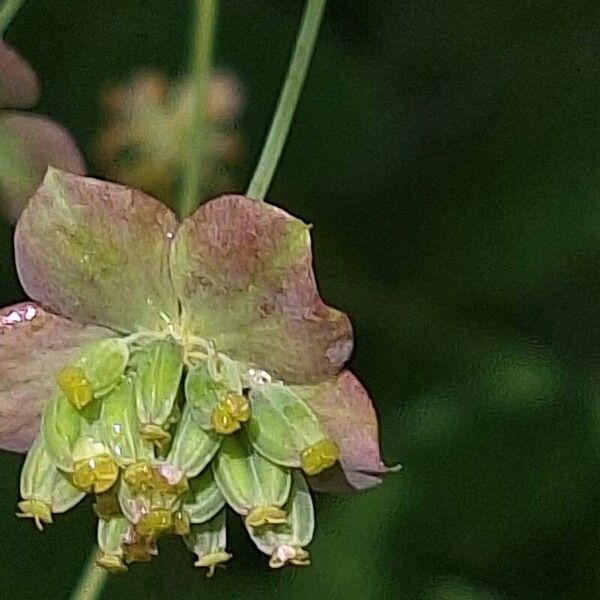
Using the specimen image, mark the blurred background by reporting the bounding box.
[1,1,599,598]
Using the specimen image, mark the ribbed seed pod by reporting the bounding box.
[212,432,291,528]
[182,468,225,524]
[17,435,86,530]
[247,383,339,476]
[167,402,220,477]
[135,339,183,448]
[101,377,153,466]
[184,364,223,429]
[185,356,249,435]
[96,516,130,573]
[214,354,244,394]
[17,436,57,529]
[57,338,129,410]
[42,394,81,471]
[50,470,86,514]
[184,510,232,577]
[246,470,314,568]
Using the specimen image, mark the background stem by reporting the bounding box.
[0,0,25,35]
[178,0,218,219]
[69,550,108,600]
[246,0,327,201]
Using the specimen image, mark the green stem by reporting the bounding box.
[69,550,108,600]
[246,0,327,201]
[179,0,219,219]
[0,0,25,36]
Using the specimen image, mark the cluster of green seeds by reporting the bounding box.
[17,335,339,575]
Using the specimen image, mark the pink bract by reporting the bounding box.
[2,168,388,490]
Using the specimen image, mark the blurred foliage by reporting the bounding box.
[1,0,600,598]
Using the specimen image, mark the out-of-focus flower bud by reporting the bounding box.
[182,468,225,524]
[0,42,86,223]
[93,69,244,209]
[246,470,314,568]
[212,432,290,528]
[167,402,220,477]
[184,510,232,578]
[134,339,182,449]
[247,383,338,476]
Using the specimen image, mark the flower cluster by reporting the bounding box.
[0,168,388,574]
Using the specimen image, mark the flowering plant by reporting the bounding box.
[1,167,388,573]
[0,0,392,595]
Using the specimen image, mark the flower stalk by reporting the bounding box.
[3,0,389,598]
[69,551,108,600]
[246,0,327,201]
[179,0,219,219]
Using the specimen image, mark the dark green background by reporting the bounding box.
[1,1,600,598]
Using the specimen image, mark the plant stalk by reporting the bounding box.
[69,550,108,600]
[246,0,327,201]
[179,0,219,219]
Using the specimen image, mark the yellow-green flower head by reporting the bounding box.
[0,169,392,574]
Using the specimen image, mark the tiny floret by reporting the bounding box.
[300,439,340,476]
[16,499,52,531]
[57,366,93,410]
[135,508,173,537]
[211,393,250,435]
[72,454,119,494]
